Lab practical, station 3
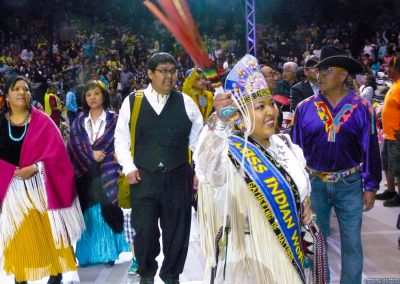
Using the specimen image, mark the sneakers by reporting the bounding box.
[128,257,139,275]
[383,194,400,207]
[375,190,397,200]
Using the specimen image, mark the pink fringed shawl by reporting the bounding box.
[0,107,76,209]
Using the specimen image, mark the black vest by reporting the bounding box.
[134,91,192,172]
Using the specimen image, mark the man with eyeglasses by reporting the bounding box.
[290,55,319,112]
[261,64,294,130]
[261,65,278,92]
[115,52,203,284]
[292,46,382,284]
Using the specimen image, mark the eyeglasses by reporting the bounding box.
[317,67,347,76]
[154,68,178,75]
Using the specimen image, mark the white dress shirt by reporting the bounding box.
[114,84,204,175]
[309,81,319,95]
[84,110,107,145]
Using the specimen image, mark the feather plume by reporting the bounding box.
[143,0,211,68]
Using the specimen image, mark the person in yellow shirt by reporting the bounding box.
[44,85,63,127]
[376,56,400,206]
[182,67,213,121]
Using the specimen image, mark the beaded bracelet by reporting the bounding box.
[207,113,229,131]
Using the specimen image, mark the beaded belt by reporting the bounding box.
[306,165,361,183]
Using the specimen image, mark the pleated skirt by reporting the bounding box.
[75,204,130,266]
[3,208,76,282]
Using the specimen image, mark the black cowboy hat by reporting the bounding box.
[304,55,319,68]
[315,46,363,74]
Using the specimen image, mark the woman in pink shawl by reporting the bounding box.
[0,76,85,284]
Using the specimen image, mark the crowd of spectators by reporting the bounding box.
[0,3,399,112]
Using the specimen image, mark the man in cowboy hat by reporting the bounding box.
[292,46,382,283]
[290,55,319,111]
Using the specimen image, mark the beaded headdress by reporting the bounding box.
[223,54,272,134]
[225,54,271,106]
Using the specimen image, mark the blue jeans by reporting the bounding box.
[310,173,363,284]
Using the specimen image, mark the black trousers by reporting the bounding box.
[130,163,193,280]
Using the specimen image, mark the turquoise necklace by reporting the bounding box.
[8,112,29,142]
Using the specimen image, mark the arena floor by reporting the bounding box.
[1,180,400,284]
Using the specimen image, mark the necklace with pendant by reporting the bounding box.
[88,119,105,143]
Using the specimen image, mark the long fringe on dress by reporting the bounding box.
[0,164,85,282]
[198,162,304,284]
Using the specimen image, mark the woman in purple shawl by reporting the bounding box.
[0,76,85,284]
[67,80,130,267]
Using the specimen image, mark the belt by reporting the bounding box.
[306,165,361,183]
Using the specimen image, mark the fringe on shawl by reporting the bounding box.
[198,161,304,284]
[62,270,81,284]
[0,162,85,255]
